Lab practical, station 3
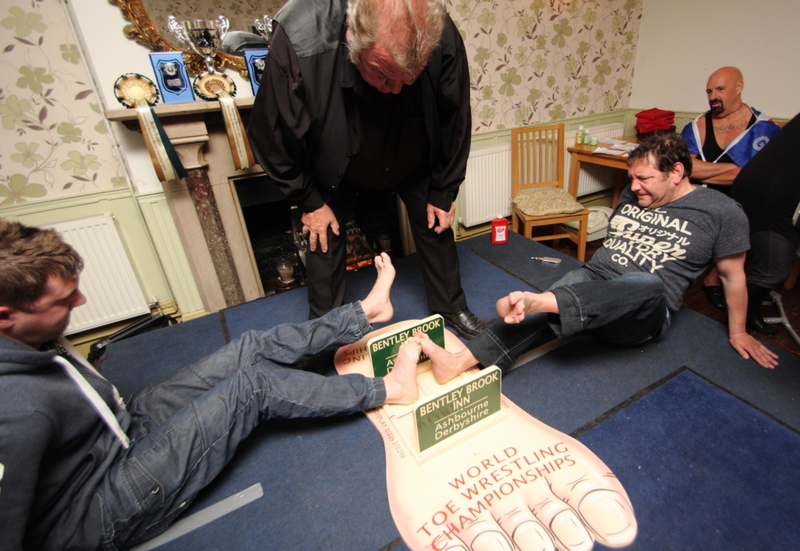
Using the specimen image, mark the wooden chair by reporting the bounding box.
[510,123,590,261]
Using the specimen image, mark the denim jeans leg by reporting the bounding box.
[467,313,556,373]
[464,267,597,372]
[98,303,382,549]
[551,271,670,346]
[467,269,670,371]
[125,303,372,439]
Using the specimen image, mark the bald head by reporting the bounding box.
[709,66,743,83]
[706,66,744,117]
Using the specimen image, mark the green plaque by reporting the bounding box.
[415,366,502,452]
[367,315,446,377]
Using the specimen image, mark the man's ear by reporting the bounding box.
[670,162,686,183]
[0,306,14,332]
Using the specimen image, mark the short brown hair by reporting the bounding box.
[627,132,693,179]
[0,219,83,311]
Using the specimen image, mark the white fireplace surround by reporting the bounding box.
[106,98,265,312]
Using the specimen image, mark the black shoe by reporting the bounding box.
[746,315,779,336]
[703,285,727,309]
[436,309,487,340]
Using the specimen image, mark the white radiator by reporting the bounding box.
[41,213,150,335]
[565,122,625,196]
[459,143,512,227]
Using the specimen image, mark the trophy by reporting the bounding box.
[254,15,274,46]
[167,14,254,170]
[168,15,229,75]
[168,15,238,100]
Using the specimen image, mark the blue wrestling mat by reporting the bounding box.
[583,370,800,550]
[101,235,800,550]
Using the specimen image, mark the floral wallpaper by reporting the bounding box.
[152,0,643,132]
[0,0,126,205]
[0,0,642,205]
[449,0,642,132]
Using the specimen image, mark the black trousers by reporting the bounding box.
[305,170,466,318]
[747,230,798,289]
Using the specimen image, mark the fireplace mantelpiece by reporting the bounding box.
[105,98,264,313]
[106,97,415,314]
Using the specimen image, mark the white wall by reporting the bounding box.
[631,0,800,119]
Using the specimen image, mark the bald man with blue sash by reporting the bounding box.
[679,67,780,314]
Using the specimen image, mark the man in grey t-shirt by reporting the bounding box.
[419,133,779,382]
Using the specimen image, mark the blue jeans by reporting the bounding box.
[467,268,671,372]
[96,303,383,550]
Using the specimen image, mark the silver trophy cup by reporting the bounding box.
[168,15,229,75]
[254,15,274,46]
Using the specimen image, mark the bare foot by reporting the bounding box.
[419,332,477,384]
[384,334,422,405]
[496,291,558,323]
[361,253,395,324]
[496,291,528,323]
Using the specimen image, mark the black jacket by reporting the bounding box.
[247,0,471,213]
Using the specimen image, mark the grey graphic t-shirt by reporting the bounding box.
[588,185,749,312]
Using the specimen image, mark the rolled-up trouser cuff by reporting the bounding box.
[550,286,583,337]
[369,377,387,409]
[352,301,373,337]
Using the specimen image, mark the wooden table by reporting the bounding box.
[567,136,638,207]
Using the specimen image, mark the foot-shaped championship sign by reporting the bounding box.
[335,316,637,551]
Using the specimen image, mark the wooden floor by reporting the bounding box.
[551,239,800,358]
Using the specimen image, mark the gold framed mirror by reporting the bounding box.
[112,0,283,76]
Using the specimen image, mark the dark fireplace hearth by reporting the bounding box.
[234,175,304,296]
[232,175,403,297]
